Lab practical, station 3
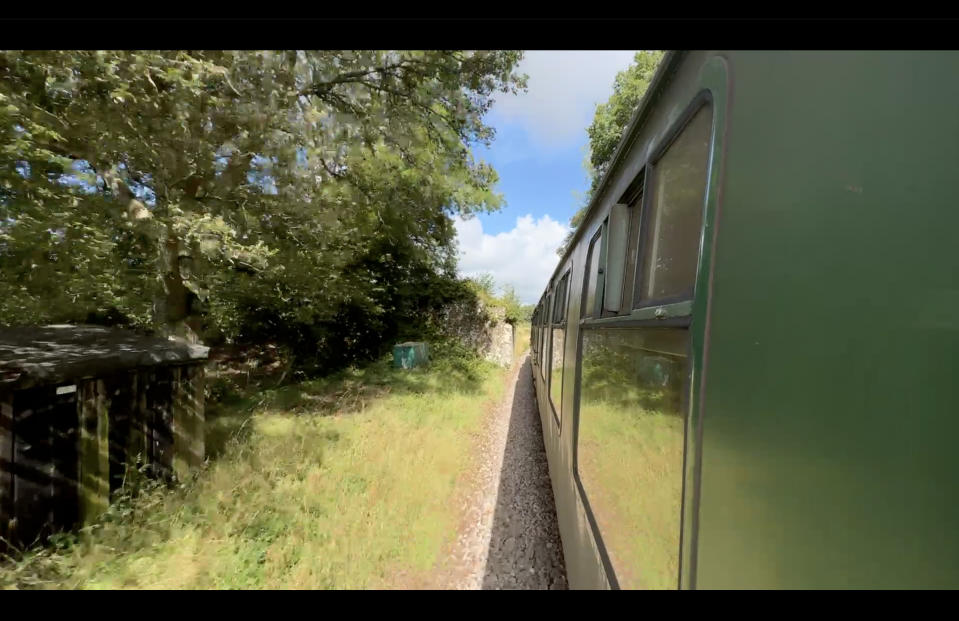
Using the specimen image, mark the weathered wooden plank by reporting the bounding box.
[131,370,148,472]
[49,386,79,532]
[78,379,108,524]
[173,364,205,479]
[0,393,12,544]
[95,379,110,511]
[105,371,135,494]
[11,384,79,545]
[0,356,206,545]
[150,368,174,478]
[190,365,206,471]
[13,390,54,545]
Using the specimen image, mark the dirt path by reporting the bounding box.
[438,353,568,590]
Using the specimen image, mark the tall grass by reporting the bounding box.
[512,321,530,362]
[0,348,508,589]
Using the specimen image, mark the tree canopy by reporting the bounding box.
[0,50,527,372]
[464,273,532,324]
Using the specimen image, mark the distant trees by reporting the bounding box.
[0,51,527,373]
[557,51,664,257]
[498,284,534,323]
[464,274,532,323]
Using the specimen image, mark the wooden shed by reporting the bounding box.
[0,325,209,548]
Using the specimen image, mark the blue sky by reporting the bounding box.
[454,51,638,304]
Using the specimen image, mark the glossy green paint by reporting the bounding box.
[682,54,730,590]
[534,51,959,589]
[696,51,959,588]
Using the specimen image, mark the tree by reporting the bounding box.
[466,273,497,299]
[498,284,524,324]
[556,51,664,257]
[0,51,526,360]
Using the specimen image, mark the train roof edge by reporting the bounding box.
[538,50,685,306]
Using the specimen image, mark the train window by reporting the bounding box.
[551,273,569,323]
[531,309,537,357]
[540,321,546,372]
[577,326,689,589]
[536,308,541,355]
[550,327,565,420]
[636,103,712,306]
[541,293,551,380]
[603,203,630,313]
[549,270,570,424]
[536,306,543,356]
[584,230,604,319]
[540,325,546,374]
[533,307,538,358]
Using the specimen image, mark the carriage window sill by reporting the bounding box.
[581,300,692,327]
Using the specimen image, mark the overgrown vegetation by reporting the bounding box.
[513,321,530,362]
[0,50,537,589]
[0,346,507,589]
[0,50,527,375]
[465,272,534,324]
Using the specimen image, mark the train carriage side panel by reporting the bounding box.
[696,50,959,588]
[540,51,720,589]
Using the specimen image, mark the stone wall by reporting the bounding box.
[485,306,515,368]
[439,299,515,367]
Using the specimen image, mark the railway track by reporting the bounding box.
[441,353,567,590]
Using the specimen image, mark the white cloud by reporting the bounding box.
[492,50,638,150]
[454,214,569,304]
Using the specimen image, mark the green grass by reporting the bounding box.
[0,350,508,589]
[513,321,530,362]
[577,393,685,590]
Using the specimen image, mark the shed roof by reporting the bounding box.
[0,325,209,391]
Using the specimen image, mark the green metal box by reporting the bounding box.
[392,342,429,369]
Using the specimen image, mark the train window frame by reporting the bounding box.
[540,292,551,382]
[632,93,714,312]
[540,303,545,352]
[548,268,571,429]
[572,319,694,589]
[570,88,720,590]
[602,203,630,314]
[531,307,538,358]
[618,174,644,316]
[583,227,606,320]
[551,270,570,324]
[537,306,543,356]
[593,171,643,321]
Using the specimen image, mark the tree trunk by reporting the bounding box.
[157,229,199,344]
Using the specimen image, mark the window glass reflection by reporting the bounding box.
[638,104,712,303]
[578,327,689,589]
[550,327,565,419]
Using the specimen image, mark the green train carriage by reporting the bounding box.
[531,50,959,589]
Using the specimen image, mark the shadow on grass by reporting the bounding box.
[204,350,486,460]
[204,394,258,460]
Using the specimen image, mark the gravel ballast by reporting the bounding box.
[440,354,568,590]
